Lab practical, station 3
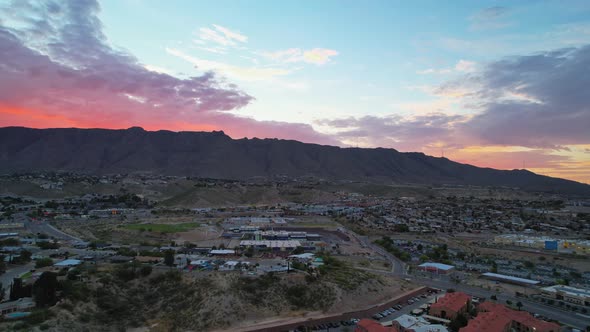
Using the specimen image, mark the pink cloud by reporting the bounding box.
[0,0,337,146]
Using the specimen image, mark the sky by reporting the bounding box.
[0,0,589,183]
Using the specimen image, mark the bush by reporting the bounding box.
[140,265,152,277]
[35,258,54,268]
[37,241,60,250]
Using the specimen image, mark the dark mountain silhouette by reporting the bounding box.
[1,126,588,195]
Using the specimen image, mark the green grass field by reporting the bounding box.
[121,222,201,233]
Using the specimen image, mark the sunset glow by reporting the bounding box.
[0,0,589,183]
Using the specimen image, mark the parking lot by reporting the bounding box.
[290,289,444,332]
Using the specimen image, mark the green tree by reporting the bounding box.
[19,249,32,263]
[516,301,523,311]
[0,254,6,273]
[10,278,31,300]
[140,265,152,277]
[33,272,58,307]
[164,250,175,267]
[449,313,468,331]
[292,246,305,255]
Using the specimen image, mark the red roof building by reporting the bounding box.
[460,302,560,332]
[355,319,400,332]
[429,292,471,320]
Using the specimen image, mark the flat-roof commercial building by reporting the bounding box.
[209,249,236,255]
[418,262,455,274]
[460,301,559,332]
[480,272,540,286]
[429,292,471,320]
[541,285,590,306]
[239,240,301,251]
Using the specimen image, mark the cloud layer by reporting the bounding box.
[0,0,337,145]
[318,44,590,182]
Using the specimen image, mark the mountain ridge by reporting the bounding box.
[1,126,588,195]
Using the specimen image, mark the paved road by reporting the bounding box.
[0,262,35,298]
[340,228,406,275]
[22,215,82,243]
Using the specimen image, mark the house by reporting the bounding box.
[355,319,400,332]
[0,297,35,315]
[429,292,471,320]
[209,249,235,256]
[288,253,315,263]
[54,259,82,267]
[134,256,163,264]
[460,302,560,332]
[188,260,212,271]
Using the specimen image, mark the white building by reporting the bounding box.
[541,285,590,306]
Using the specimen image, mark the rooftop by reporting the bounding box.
[54,259,81,266]
[431,292,471,313]
[542,285,590,298]
[465,302,560,332]
[209,249,235,255]
[481,272,540,285]
[418,262,455,270]
[239,240,301,248]
[356,319,399,332]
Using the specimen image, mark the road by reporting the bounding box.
[19,213,82,243]
[340,228,407,275]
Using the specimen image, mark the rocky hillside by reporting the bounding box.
[0,126,588,195]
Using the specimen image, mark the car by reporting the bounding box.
[372,314,381,320]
